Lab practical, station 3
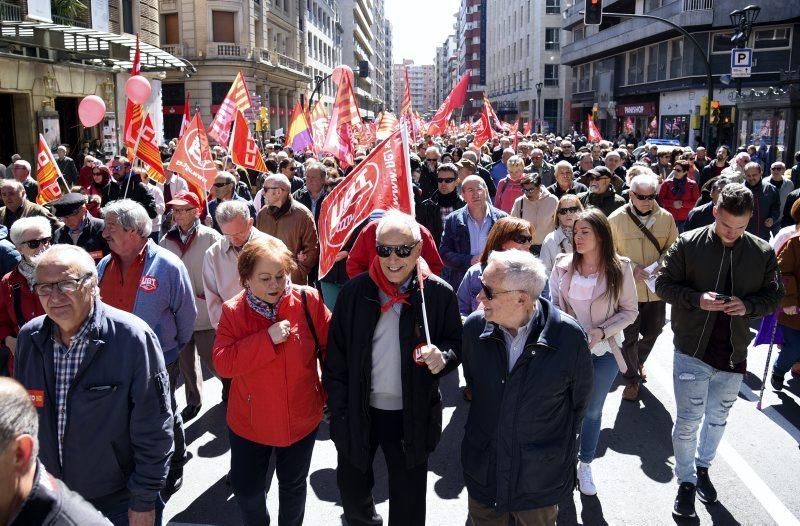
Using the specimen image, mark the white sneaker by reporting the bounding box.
[578,461,597,496]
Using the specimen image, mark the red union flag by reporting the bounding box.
[587,116,603,143]
[427,72,470,136]
[36,135,63,205]
[230,110,267,172]
[207,71,253,146]
[168,113,216,193]
[133,113,165,183]
[317,127,414,279]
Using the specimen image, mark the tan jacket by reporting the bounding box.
[255,196,319,285]
[778,235,800,330]
[510,188,559,245]
[608,203,678,303]
[0,200,62,231]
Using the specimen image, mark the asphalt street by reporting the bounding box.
[164,308,800,526]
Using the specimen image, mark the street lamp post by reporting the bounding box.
[730,5,761,98]
[535,82,543,135]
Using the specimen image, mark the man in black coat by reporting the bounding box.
[461,250,592,524]
[49,193,110,262]
[415,163,465,245]
[323,210,462,526]
[101,157,157,219]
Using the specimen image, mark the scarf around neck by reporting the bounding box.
[18,258,36,288]
[246,277,293,321]
[368,255,432,313]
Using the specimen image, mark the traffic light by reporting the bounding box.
[584,0,602,25]
[710,108,720,125]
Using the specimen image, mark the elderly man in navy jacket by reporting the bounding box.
[461,249,592,525]
[14,244,173,526]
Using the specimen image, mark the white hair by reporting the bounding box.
[101,199,152,238]
[9,216,51,246]
[630,172,659,194]
[487,249,547,299]
[216,200,251,225]
[12,160,31,173]
[33,244,98,285]
[376,209,422,243]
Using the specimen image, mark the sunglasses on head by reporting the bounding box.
[632,191,657,201]
[213,181,231,188]
[557,206,580,215]
[437,177,456,184]
[22,237,51,249]
[376,240,420,258]
[479,279,525,301]
[510,233,533,244]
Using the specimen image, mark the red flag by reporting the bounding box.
[511,118,520,150]
[375,111,398,140]
[317,127,413,278]
[230,109,268,172]
[36,135,64,205]
[587,116,602,143]
[124,34,144,159]
[207,71,253,146]
[133,113,165,183]
[180,91,191,137]
[168,113,216,213]
[473,97,498,147]
[322,66,361,168]
[427,72,470,136]
[400,66,417,141]
[309,101,329,155]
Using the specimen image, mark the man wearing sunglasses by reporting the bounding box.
[278,158,305,194]
[577,167,626,217]
[49,193,109,262]
[608,172,678,401]
[416,163,465,246]
[100,157,157,220]
[462,249,591,526]
[207,172,256,232]
[324,210,462,526]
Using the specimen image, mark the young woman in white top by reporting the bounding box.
[540,194,583,275]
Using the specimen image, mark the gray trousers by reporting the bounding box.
[178,329,217,407]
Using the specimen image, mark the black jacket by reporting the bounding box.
[101,176,157,219]
[476,165,498,200]
[323,272,463,471]
[578,189,626,217]
[53,216,110,261]
[461,299,592,512]
[416,191,465,246]
[684,201,715,232]
[292,187,327,225]
[10,461,111,525]
[783,187,800,227]
[745,180,780,241]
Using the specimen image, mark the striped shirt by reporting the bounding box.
[53,305,95,464]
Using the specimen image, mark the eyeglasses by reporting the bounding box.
[510,233,533,244]
[376,241,420,258]
[172,207,197,214]
[772,167,784,171]
[33,274,91,296]
[213,182,231,188]
[531,155,543,160]
[479,279,526,301]
[673,168,684,173]
[21,237,51,249]
[631,191,657,201]
[557,206,580,215]
[522,185,539,193]
[588,174,610,181]
[264,186,285,191]
[437,177,457,184]
[111,164,122,170]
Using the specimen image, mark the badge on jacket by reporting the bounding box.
[28,389,44,407]
[139,275,158,292]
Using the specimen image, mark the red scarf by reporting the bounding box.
[368,256,432,313]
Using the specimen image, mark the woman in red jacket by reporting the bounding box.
[213,236,330,526]
[658,159,700,233]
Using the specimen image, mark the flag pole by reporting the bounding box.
[400,124,415,216]
[126,106,149,199]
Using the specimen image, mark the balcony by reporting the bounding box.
[161,44,184,56]
[206,42,248,59]
[0,0,21,21]
[258,48,311,78]
[52,14,90,28]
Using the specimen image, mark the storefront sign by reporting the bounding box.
[616,102,657,117]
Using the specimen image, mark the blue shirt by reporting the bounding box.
[499,303,544,371]
[466,207,491,256]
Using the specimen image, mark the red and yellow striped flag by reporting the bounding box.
[375,111,399,140]
[133,113,165,183]
[36,135,64,205]
[322,66,361,168]
[207,71,253,147]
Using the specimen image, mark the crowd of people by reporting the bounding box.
[0,131,798,526]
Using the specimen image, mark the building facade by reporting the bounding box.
[392,60,437,117]
[485,0,568,133]
[435,34,458,109]
[339,0,380,117]
[383,18,394,111]
[457,0,486,119]
[561,0,800,162]
[305,0,343,109]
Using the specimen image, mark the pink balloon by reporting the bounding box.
[125,75,151,105]
[78,95,106,127]
[331,65,354,85]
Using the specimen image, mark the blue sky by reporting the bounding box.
[385,0,460,65]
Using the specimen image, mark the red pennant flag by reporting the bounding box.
[230,109,268,172]
[124,34,144,159]
[180,91,192,137]
[132,113,165,183]
[317,127,414,278]
[168,113,216,213]
[309,101,329,155]
[428,72,470,136]
[36,135,64,205]
[473,97,498,147]
[207,71,253,146]
[587,116,602,143]
[322,66,361,168]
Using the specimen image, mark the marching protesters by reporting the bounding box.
[540,194,583,275]
[416,163,466,246]
[685,177,729,231]
[510,174,558,255]
[743,161,780,242]
[50,192,109,261]
[698,146,731,189]
[658,160,700,233]
[323,210,462,526]
[10,160,38,203]
[83,164,110,217]
[656,183,783,518]
[98,200,196,500]
[101,158,157,219]
[207,172,256,232]
[0,179,60,232]
[0,377,111,525]
[522,148,555,186]
[549,208,638,495]
[547,160,587,199]
[133,167,165,242]
[292,161,328,225]
[609,172,678,401]
[159,191,223,422]
[418,146,442,199]
[493,155,526,213]
[462,249,592,525]
[14,244,174,524]
[578,167,626,217]
[213,236,330,526]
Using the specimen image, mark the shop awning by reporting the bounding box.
[0,20,186,72]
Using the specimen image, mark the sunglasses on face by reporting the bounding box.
[479,279,525,301]
[21,237,51,249]
[213,182,231,188]
[557,206,580,215]
[632,191,657,201]
[589,175,610,181]
[437,177,457,184]
[772,167,784,171]
[510,233,533,244]
[376,241,419,258]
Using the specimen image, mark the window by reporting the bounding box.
[543,99,560,131]
[212,11,235,42]
[544,64,559,86]
[627,48,644,85]
[211,82,232,105]
[754,28,791,49]
[573,26,584,43]
[669,38,684,78]
[711,32,735,53]
[545,28,560,50]
[545,0,560,14]
[162,13,179,45]
[121,0,134,34]
[646,42,667,82]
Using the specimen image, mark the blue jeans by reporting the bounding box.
[672,352,743,484]
[773,324,800,376]
[578,352,619,463]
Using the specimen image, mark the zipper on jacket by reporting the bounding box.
[727,249,736,369]
[692,245,727,358]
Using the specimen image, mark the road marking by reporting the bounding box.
[647,354,800,526]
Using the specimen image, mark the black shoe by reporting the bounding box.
[163,468,183,499]
[771,373,784,391]
[181,404,202,422]
[673,482,697,518]
[696,467,717,503]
